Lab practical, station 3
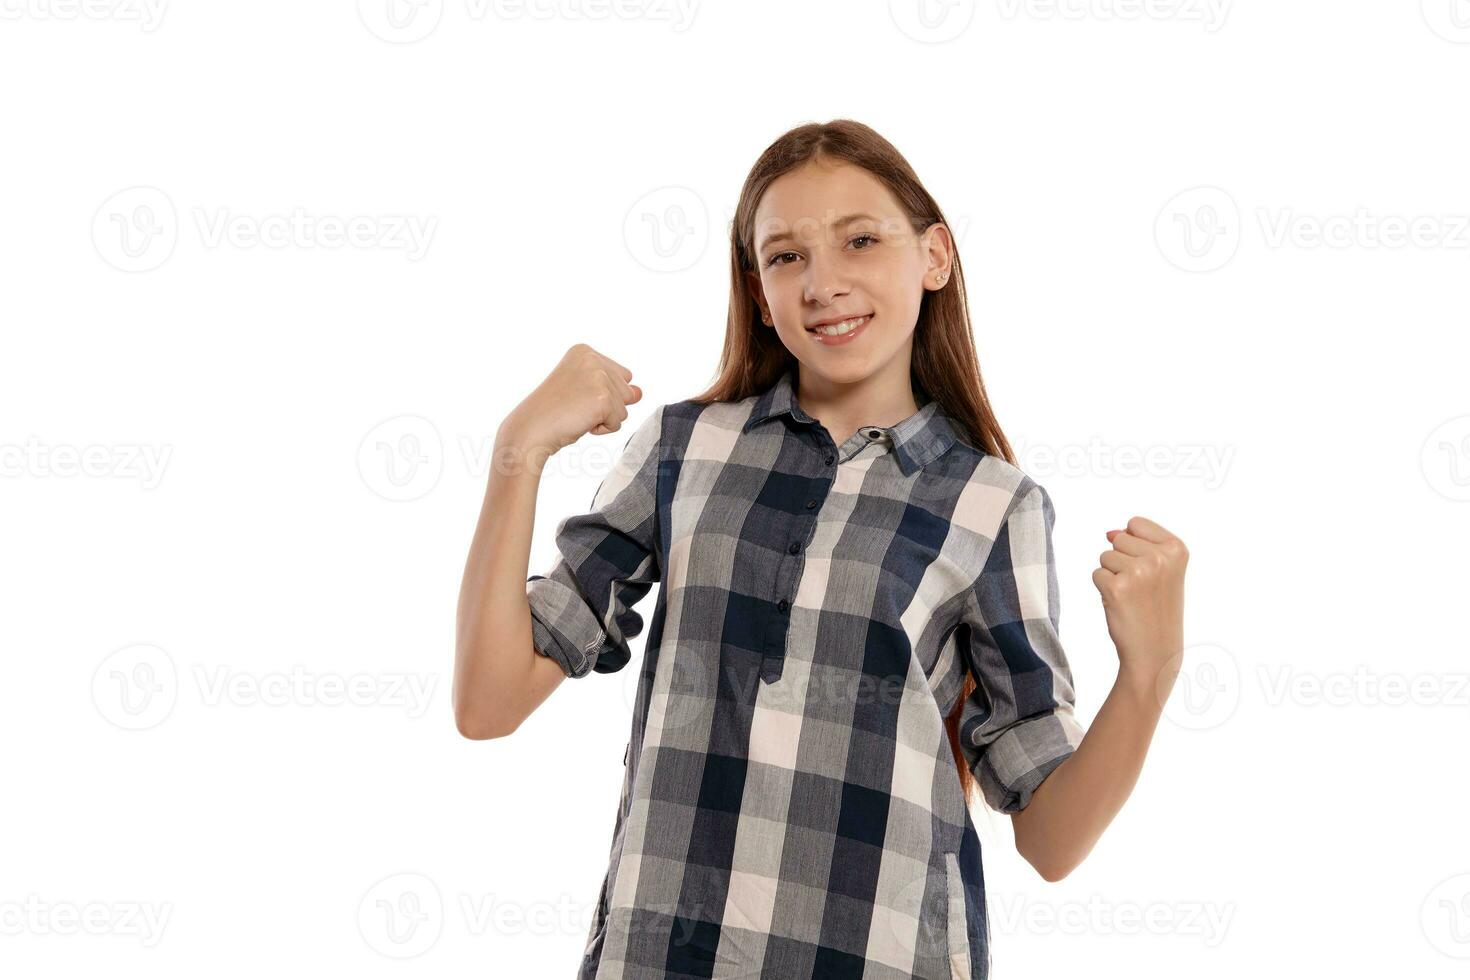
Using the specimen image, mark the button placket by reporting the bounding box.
[758,435,831,685]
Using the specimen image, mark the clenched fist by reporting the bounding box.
[497,343,644,470]
[1092,516,1189,691]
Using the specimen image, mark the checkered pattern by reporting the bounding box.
[526,363,1085,979]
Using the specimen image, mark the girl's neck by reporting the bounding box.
[792,362,922,443]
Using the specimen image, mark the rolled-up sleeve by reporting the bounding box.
[956,481,1086,813]
[525,404,664,679]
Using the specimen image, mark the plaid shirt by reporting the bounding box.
[526,363,1085,980]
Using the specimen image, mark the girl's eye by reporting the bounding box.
[765,235,879,268]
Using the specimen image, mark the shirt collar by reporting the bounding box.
[741,363,961,476]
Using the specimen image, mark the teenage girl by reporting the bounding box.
[455,119,1188,980]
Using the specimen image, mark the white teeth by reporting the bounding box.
[813,315,869,336]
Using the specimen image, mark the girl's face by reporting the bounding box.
[746,158,952,388]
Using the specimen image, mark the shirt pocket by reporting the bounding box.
[944,850,975,980]
[584,863,612,955]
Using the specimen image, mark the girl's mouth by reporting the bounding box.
[805,313,872,347]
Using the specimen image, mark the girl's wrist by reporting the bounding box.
[1114,660,1178,712]
[495,414,560,478]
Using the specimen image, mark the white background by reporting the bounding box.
[3,1,1468,977]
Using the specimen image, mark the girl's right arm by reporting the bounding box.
[452,344,643,739]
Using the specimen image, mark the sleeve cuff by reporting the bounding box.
[976,706,1085,814]
[525,573,608,679]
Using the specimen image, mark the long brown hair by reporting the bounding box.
[689,119,1018,809]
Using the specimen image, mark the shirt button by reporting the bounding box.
[824,454,834,465]
[776,598,790,612]
[867,429,881,438]
[805,499,817,509]
[788,541,800,554]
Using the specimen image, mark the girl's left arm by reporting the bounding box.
[1011,516,1189,882]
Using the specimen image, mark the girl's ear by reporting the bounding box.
[740,268,764,302]
[744,270,768,322]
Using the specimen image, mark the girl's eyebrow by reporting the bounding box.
[757,211,883,253]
